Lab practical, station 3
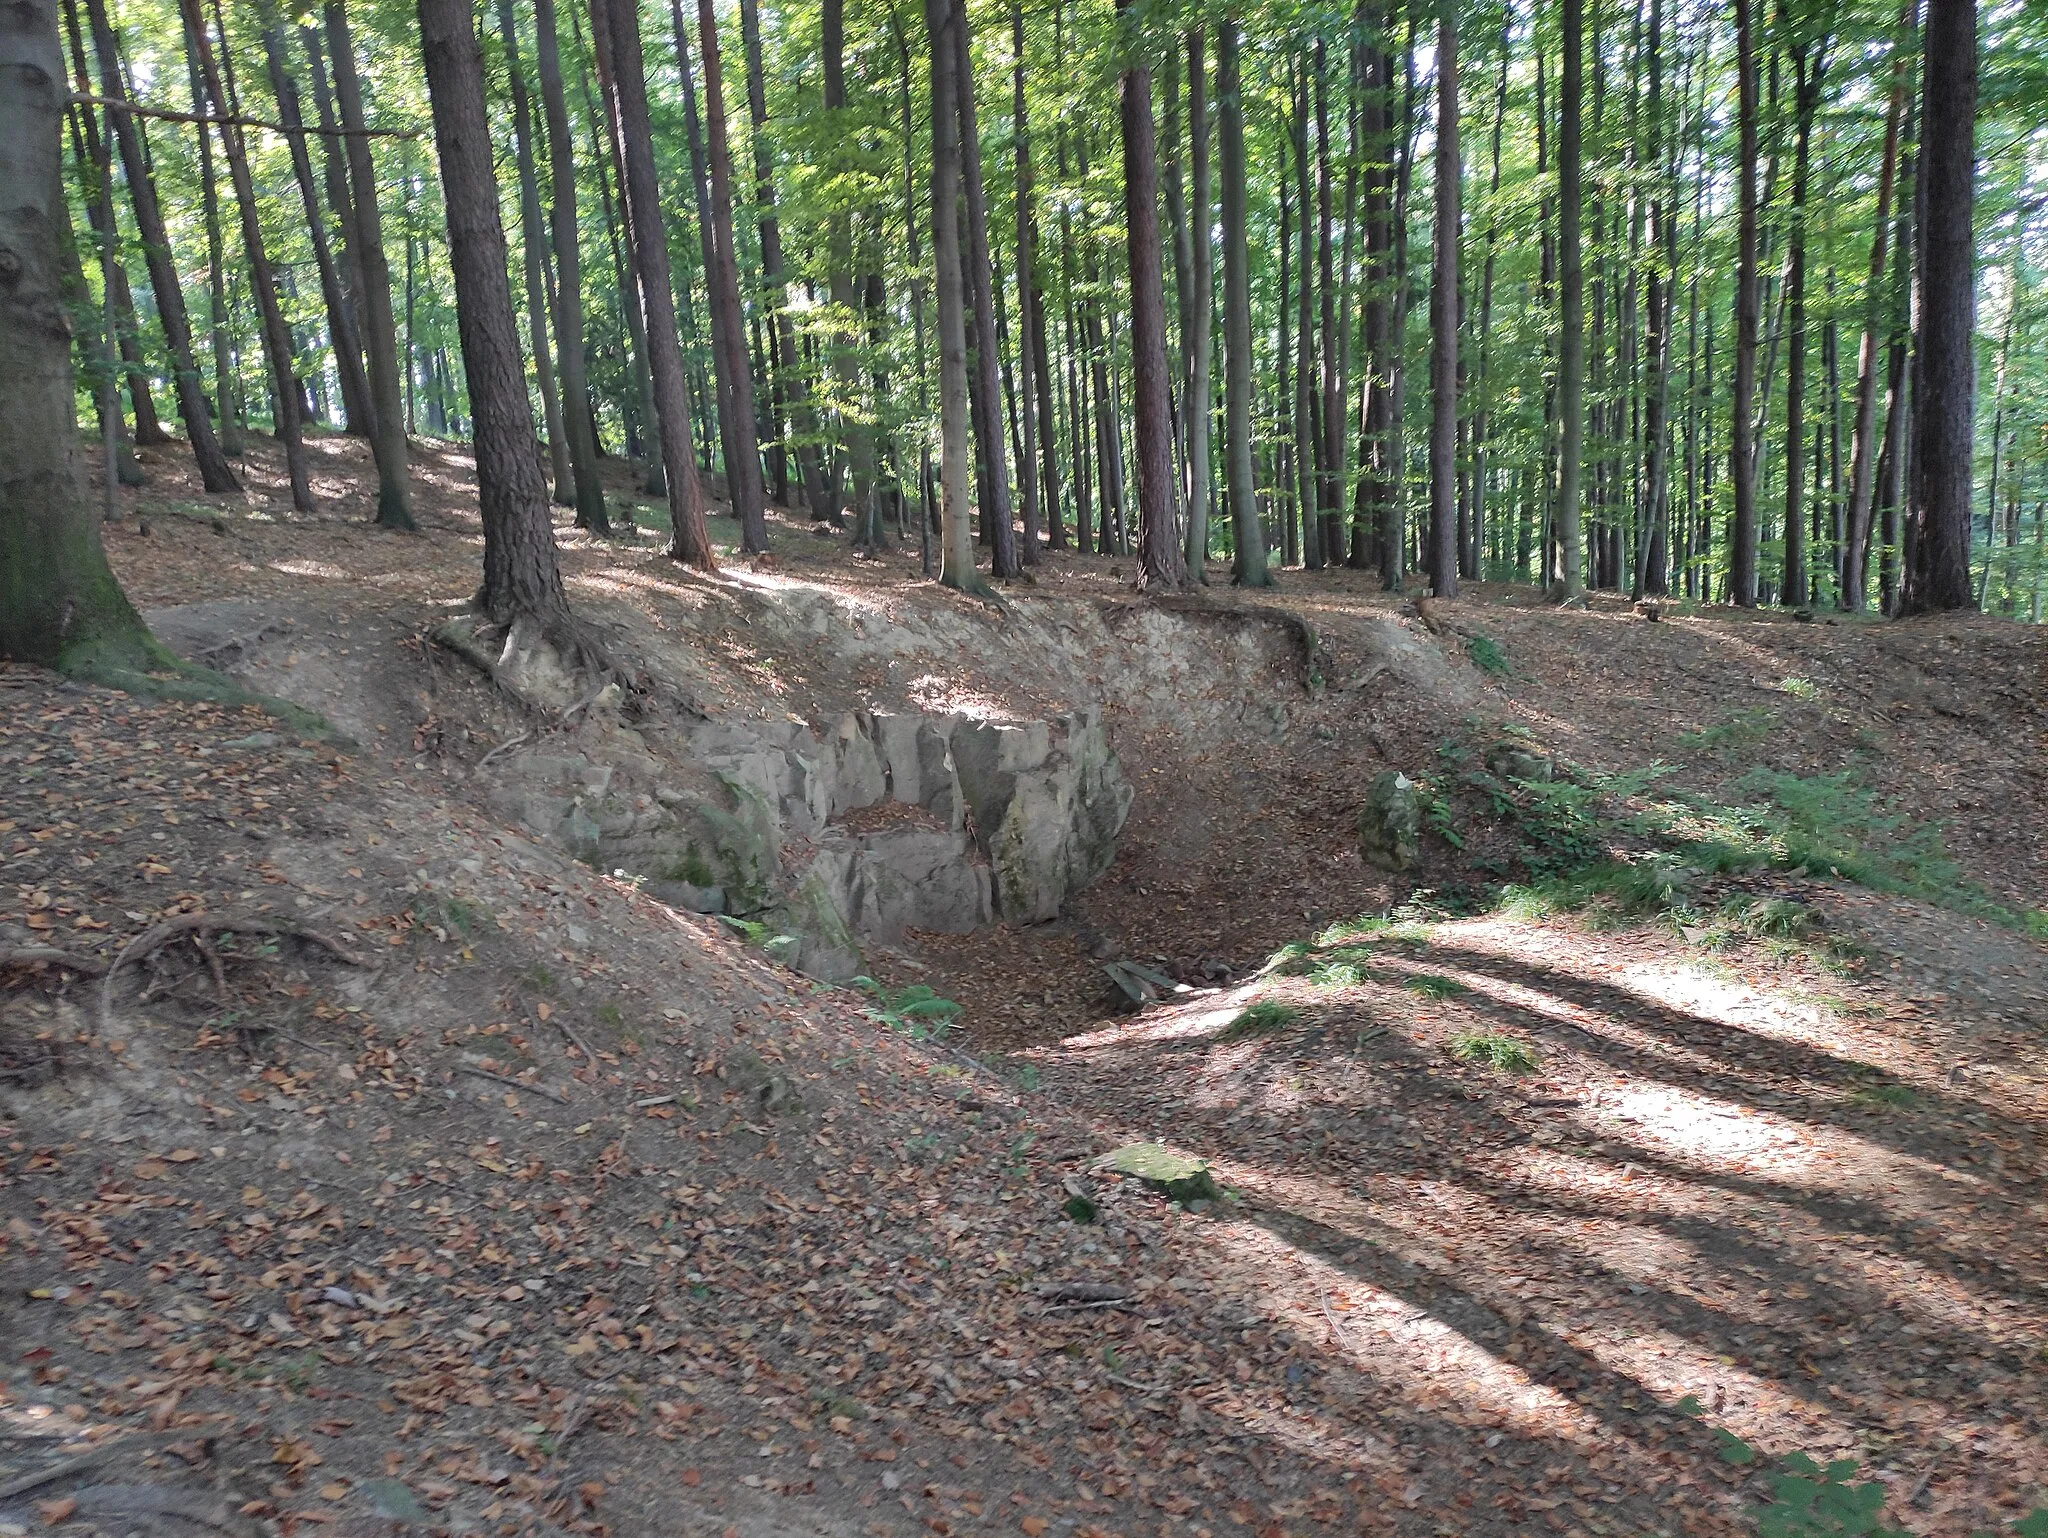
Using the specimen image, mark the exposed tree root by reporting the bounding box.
[0,946,108,978]
[98,915,364,1033]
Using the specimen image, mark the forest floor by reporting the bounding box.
[2,430,2046,1538]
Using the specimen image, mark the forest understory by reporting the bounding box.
[3,436,2046,1538]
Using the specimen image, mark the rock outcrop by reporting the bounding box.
[484,707,1132,980]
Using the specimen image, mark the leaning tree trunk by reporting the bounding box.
[496,0,572,507]
[1426,0,1458,597]
[924,0,988,594]
[182,0,313,512]
[592,0,715,569]
[696,0,769,553]
[1218,19,1272,586]
[1901,0,1975,614]
[0,0,160,673]
[533,0,607,532]
[82,0,238,490]
[256,0,373,442]
[416,0,567,628]
[324,3,411,528]
[1117,0,1183,590]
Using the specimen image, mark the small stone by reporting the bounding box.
[1357,770,1421,872]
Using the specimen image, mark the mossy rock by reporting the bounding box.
[1095,1143,1221,1204]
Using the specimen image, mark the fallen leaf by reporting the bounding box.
[36,1496,77,1525]
[133,1158,167,1180]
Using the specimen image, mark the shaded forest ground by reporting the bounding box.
[2,429,2045,1538]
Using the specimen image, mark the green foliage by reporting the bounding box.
[1401,973,1471,999]
[1465,633,1511,676]
[1221,1000,1302,1039]
[851,977,963,1042]
[1676,706,1779,754]
[1752,1453,1902,1538]
[1776,676,1823,701]
[1847,1078,1915,1111]
[1307,956,1369,989]
[1447,1032,1537,1072]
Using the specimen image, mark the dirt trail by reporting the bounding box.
[2,435,2044,1537]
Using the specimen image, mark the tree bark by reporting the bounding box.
[0,0,159,672]
[82,0,237,490]
[1182,28,1214,578]
[591,0,714,570]
[416,0,567,627]
[322,3,412,528]
[1118,0,1183,589]
[532,0,607,532]
[954,4,1019,577]
[924,0,986,593]
[494,0,572,507]
[181,0,311,512]
[1218,19,1272,586]
[1427,0,1458,597]
[693,0,768,552]
[1779,37,1827,606]
[1012,0,1042,562]
[1556,0,1586,598]
[1900,0,1974,614]
[1728,0,1761,604]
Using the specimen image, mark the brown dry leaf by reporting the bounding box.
[165,1148,202,1163]
[35,1496,76,1525]
[1020,1518,1048,1537]
[132,1158,166,1180]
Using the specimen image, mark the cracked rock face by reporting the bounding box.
[484,705,1132,980]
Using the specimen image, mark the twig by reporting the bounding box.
[556,1017,604,1072]
[455,1064,568,1104]
[475,729,535,772]
[99,915,363,1033]
[633,1094,676,1108]
[0,946,107,977]
[1042,1298,1137,1313]
[1319,1292,1350,1351]
[553,1394,591,1457]
[1035,1282,1132,1304]
[68,91,416,138]
[1104,1373,1174,1396]
[0,1432,187,1503]
[189,932,227,1002]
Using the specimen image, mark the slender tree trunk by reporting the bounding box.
[1315,45,1341,564]
[1291,64,1320,570]
[1779,39,1826,606]
[1117,0,1183,589]
[926,0,982,591]
[326,2,413,528]
[1427,0,1458,596]
[1556,0,1586,598]
[669,2,739,503]
[1728,0,1761,604]
[953,5,1018,577]
[495,0,572,506]
[1182,27,1214,578]
[416,0,568,628]
[1842,27,1907,609]
[696,0,768,552]
[532,0,606,531]
[1218,20,1272,585]
[182,0,312,511]
[1011,1,1044,562]
[83,0,237,490]
[823,0,880,545]
[592,0,713,569]
[1901,0,1974,613]
[1355,12,1391,571]
[183,34,242,458]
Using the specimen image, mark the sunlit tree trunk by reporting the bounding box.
[924,0,986,593]
[1427,0,1459,597]
[1218,19,1272,586]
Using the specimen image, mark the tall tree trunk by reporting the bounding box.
[82,0,237,489]
[1315,44,1341,564]
[1012,0,1042,562]
[1779,38,1827,606]
[669,2,740,503]
[1634,0,1675,597]
[327,2,413,528]
[697,0,769,552]
[1118,0,1183,589]
[954,4,1019,577]
[1021,7,1062,551]
[186,31,242,457]
[1355,11,1391,571]
[495,0,572,506]
[1728,0,1761,604]
[1218,19,1272,586]
[1842,21,1907,610]
[1427,0,1458,596]
[1291,63,1321,570]
[924,0,986,592]
[1900,0,1974,614]
[824,0,879,545]
[533,0,607,531]
[181,0,312,512]
[255,0,373,443]
[1182,27,1214,578]
[592,0,714,569]
[0,0,161,671]
[744,0,828,518]
[1556,0,1586,598]
[416,0,567,628]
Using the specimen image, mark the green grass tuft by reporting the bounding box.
[1448,1032,1538,1072]
[1221,1000,1302,1040]
[1402,973,1472,999]
[1466,634,1511,676]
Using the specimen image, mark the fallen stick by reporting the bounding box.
[0,946,107,977]
[0,1432,189,1504]
[455,1064,569,1104]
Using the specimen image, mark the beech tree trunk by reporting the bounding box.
[1728,0,1760,604]
[954,4,1018,577]
[0,0,158,672]
[324,3,412,528]
[1182,28,1214,578]
[592,0,714,570]
[416,0,567,627]
[1012,1,1042,562]
[182,0,312,512]
[1556,0,1586,598]
[1901,0,1975,614]
[495,0,572,507]
[697,0,768,553]
[1218,19,1272,586]
[533,0,607,531]
[1118,0,1183,590]
[1427,0,1458,597]
[82,0,237,490]
[924,0,986,593]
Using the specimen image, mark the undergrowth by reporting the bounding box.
[851,977,963,1042]
[1221,999,1301,1039]
[1448,1031,1537,1072]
